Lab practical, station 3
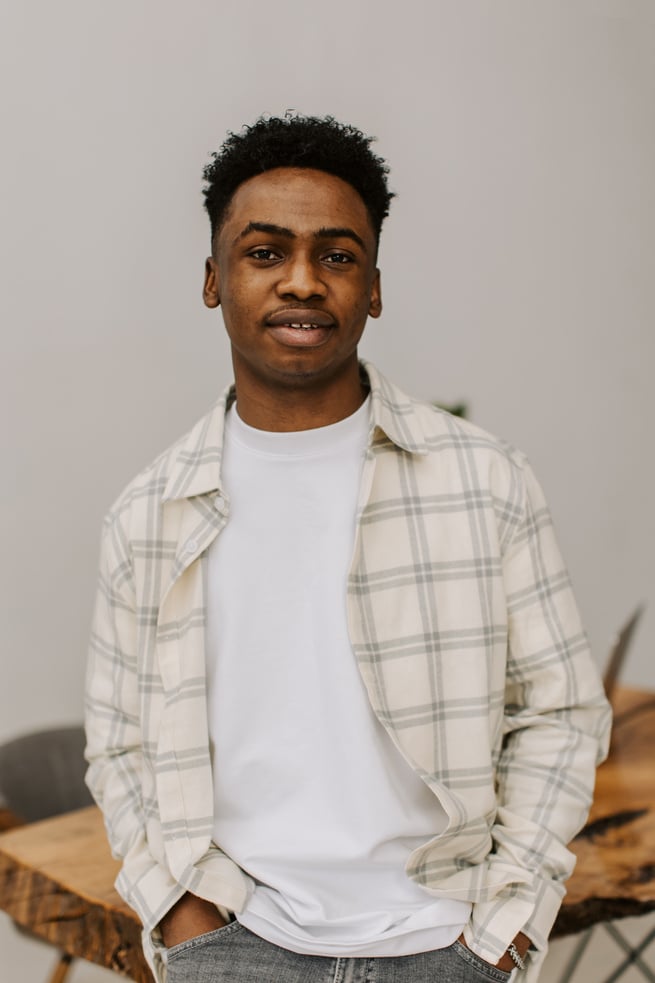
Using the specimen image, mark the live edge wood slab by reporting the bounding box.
[0,806,152,981]
[551,685,655,936]
[0,686,653,980]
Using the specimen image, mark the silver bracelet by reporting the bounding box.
[507,942,526,971]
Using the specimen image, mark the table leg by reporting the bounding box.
[555,927,594,983]
[47,953,74,983]
[600,922,655,983]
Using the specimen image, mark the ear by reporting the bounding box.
[368,268,382,319]
[203,257,220,309]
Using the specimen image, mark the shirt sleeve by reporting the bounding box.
[84,513,185,934]
[464,459,612,964]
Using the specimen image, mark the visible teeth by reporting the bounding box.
[287,322,318,329]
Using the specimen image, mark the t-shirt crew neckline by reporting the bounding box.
[228,396,371,458]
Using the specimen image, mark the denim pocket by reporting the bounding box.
[165,919,243,962]
[451,940,513,981]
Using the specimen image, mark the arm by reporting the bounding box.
[84,513,185,936]
[465,460,612,964]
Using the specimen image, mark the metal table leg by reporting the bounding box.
[556,927,594,983]
[600,922,655,983]
[555,922,655,983]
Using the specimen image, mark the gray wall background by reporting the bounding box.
[1,0,653,743]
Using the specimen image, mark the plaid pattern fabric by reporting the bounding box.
[85,362,611,982]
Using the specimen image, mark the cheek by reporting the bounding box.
[348,286,376,322]
[220,280,259,322]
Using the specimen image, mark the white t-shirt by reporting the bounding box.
[205,399,470,956]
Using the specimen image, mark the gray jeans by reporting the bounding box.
[164,921,512,982]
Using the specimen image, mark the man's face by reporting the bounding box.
[203,167,382,401]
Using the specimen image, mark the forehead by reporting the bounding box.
[220,167,374,241]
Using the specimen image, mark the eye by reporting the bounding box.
[323,251,353,265]
[248,248,280,262]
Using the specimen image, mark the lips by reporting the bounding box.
[265,308,335,347]
[266,308,335,328]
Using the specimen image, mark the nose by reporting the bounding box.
[276,254,327,300]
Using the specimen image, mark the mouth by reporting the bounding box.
[265,309,335,348]
[278,321,322,329]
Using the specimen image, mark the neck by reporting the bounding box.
[232,364,367,433]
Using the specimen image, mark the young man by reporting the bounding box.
[85,115,611,983]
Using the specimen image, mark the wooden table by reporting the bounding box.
[1,686,654,981]
[0,805,152,981]
[552,686,655,937]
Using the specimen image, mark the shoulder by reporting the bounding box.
[416,397,525,464]
[102,389,230,538]
[366,360,529,478]
[365,362,536,545]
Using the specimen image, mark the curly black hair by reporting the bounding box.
[202,114,394,247]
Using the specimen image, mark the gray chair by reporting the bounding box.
[0,724,94,983]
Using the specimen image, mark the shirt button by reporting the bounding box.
[184,538,198,554]
[214,495,226,512]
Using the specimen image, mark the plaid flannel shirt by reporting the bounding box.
[85,362,611,982]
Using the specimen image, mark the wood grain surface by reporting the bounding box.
[0,807,152,981]
[552,686,655,936]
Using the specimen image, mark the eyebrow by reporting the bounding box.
[316,226,367,251]
[234,221,368,252]
[234,222,294,244]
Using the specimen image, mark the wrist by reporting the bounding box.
[159,893,226,949]
[498,932,531,972]
[459,930,530,973]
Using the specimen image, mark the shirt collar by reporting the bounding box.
[162,360,428,503]
[362,361,429,456]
